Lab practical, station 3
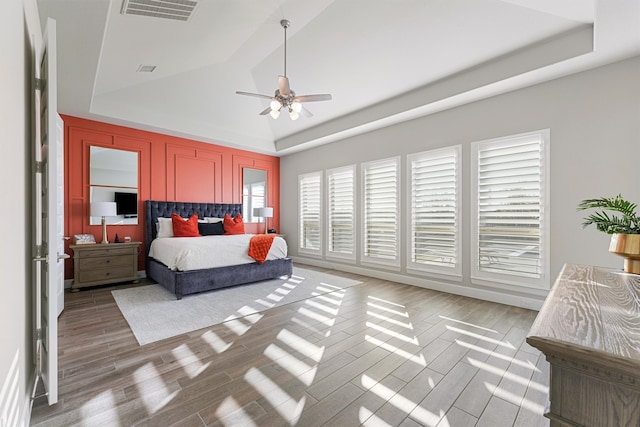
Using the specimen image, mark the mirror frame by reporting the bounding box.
[89,146,139,225]
[242,167,267,223]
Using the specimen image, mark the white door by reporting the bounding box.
[35,17,65,406]
[55,114,66,316]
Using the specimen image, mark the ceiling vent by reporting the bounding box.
[137,65,157,72]
[121,0,198,22]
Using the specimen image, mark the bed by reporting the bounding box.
[145,200,293,299]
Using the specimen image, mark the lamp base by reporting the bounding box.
[101,216,110,244]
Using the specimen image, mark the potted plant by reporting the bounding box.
[577,194,640,273]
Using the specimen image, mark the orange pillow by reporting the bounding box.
[172,213,201,237]
[223,213,245,235]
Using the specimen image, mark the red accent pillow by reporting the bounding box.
[171,213,201,237]
[223,213,245,235]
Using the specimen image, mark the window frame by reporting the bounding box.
[326,165,356,262]
[361,156,401,269]
[298,171,323,256]
[470,129,550,290]
[406,145,462,280]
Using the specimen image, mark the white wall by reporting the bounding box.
[280,56,640,308]
[0,0,40,425]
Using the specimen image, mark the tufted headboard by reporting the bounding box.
[144,200,242,263]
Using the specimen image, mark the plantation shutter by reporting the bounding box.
[476,134,544,279]
[299,172,322,252]
[409,147,460,272]
[327,166,355,258]
[363,158,399,264]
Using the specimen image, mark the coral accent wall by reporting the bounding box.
[63,115,280,279]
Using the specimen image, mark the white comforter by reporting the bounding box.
[148,234,288,271]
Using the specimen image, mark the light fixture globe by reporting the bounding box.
[289,109,300,120]
[291,101,302,113]
[270,99,282,111]
[269,109,280,119]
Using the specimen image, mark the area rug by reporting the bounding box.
[112,267,362,345]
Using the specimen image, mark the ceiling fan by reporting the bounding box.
[236,19,332,120]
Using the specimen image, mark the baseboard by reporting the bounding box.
[291,256,545,311]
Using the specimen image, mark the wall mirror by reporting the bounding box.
[89,146,138,225]
[243,168,266,223]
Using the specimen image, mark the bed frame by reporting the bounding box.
[144,200,293,300]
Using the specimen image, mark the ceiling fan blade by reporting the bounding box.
[278,76,291,97]
[259,106,271,116]
[294,94,332,103]
[236,91,274,100]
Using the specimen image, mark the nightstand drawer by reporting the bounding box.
[79,246,133,258]
[78,266,134,283]
[78,254,131,270]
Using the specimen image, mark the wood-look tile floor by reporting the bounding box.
[30,265,550,427]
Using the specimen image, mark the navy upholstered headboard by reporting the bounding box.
[144,200,242,260]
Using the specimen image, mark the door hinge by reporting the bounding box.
[35,77,45,91]
[36,328,42,340]
[35,161,44,173]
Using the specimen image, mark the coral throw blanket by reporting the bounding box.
[248,234,277,264]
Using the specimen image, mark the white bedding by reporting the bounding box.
[149,234,288,271]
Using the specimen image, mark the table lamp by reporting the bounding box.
[253,207,274,234]
[91,201,117,244]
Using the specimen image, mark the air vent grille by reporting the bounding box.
[137,65,157,72]
[121,0,198,22]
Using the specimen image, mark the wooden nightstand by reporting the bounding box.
[70,241,141,291]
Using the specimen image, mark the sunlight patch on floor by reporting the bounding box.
[215,396,257,427]
[360,407,394,426]
[245,367,306,424]
[277,329,325,362]
[263,344,318,386]
[489,383,546,413]
[438,315,498,333]
[171,344,210,379]
[446,325,515,348]
[366,321,420,345]
[365,335,426,366]
[133,362,179,415]
[456,339,539,370]
[367,302,409,317]
[367,311,414,329]
[468,358,546,392]
[298,307,335,327]
[80,389,118,425]
[361,374,442,426]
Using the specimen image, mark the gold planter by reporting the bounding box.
[609,233,640,274]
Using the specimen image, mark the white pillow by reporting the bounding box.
[156,217,174,238]
[204,217,224,223]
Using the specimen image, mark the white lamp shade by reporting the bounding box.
[91,201,117,217]
[253,207,274,218]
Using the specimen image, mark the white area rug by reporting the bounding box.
[112,267,362,345]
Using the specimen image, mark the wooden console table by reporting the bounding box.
[527,264,640,427]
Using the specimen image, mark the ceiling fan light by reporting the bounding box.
[270,100,282,111]
[269,109,281,119]
[291,101,302,113]
[289,109,300,120]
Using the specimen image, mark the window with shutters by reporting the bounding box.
[471,130,550,289]
[362,157,400,267]
[407,146,461,278]
[243,181,265,223]
[327,165,355,260]
[298,171,322,255]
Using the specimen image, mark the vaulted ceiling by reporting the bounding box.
[37,0,640,155]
